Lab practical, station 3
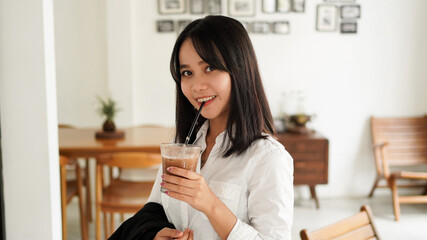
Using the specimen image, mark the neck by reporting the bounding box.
[207,118,227,140]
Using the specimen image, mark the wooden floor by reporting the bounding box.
[66,194,427,240]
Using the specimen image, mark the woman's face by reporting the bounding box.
[179,39,232,124]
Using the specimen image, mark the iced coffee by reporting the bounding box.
[160,143,201,192]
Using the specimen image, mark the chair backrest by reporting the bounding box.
[97,152,162,169]
[371,115,427,167]
[59,155,76,166]
[300,205,380,240]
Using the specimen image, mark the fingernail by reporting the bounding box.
[164,191,169,195]
[160,182,165,186]
[167,167,173,172]
[176,231,182,236]
[161,174,164,178]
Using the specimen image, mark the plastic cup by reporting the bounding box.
[160,143,201,192]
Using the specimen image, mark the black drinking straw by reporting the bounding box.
[184,101,206,145]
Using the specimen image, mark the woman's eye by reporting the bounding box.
[181,71,192,77]
[206,66,215,72]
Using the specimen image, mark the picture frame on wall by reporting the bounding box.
[158,0,186,14]
[206,0,222,14]
[324,0,354,2]
[341,22,357,34]
[277,0,291,13]
[177,20,191,34]
[292,0,305,13]
[240,21,250,31]
[157,20,174,32]
[316,5,338,31]
[229,0,255,16]
[190,0,204,14]
[252,22,270,34]
[341,5,360,19]
[262,0,276,13]
[272,21,290,34]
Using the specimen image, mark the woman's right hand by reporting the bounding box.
[154,227,193,240]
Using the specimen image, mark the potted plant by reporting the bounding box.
[96,96,119,132]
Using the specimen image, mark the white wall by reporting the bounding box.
[56,0,427,197]
[0,0,61,239]
[55,0,108,127]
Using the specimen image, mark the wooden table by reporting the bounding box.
[58,126,175,158]
[276,131,329,208]
[58,126,175,226]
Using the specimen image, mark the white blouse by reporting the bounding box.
[148,121,294,240]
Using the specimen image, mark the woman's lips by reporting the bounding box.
[196,97,215,106]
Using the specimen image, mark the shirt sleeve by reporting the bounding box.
[227,148,294,240]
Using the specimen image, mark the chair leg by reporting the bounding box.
[76,165,88,240]
[62,205,67,240]
[104,212,109,240]
[368,176,380,198]
[96,164,102,240]
[110,212,115,237]
[60,163,68,240]
[85,158,93,222]
[390,175,400,221]
[96,209,101,240]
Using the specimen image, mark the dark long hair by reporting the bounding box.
[170,15,275,157]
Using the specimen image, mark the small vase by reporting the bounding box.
[102,119,116,132]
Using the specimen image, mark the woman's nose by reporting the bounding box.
[192,77,208,92]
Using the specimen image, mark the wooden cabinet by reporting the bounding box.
[276,132,329,208]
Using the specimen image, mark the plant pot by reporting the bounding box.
[102,119,116,132]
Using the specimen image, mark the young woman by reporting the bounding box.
[149,15,293,240]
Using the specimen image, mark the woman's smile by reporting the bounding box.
[196,96,216,106]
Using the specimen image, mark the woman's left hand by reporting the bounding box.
[161,167,217,213]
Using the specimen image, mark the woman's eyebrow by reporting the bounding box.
[179,64,189,69]
[179,61,206,69]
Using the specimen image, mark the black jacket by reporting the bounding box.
[108,202,175,240]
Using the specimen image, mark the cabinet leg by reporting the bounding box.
[309,185,320,209]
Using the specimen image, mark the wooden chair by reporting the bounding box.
[95,152,162,240]
[60,156,88,240]
[369,115,427,220]
[59,124,92,222]
[300,205,380,240]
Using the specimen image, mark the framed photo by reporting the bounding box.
[277,0,291,13]
[292,0,305,13]
[272,21,290,34]
[157,20,174,32]
[240,21,250,31]
[316,5,338,32]
[252,22,270,34]
[158,0,186,14]
[229,0,255,16]
[190,0,204,14]
[340,22,357,34]
[262,0,276,13]
[177,20,191,34]
[341,5,360,19]
[206,0,221,14]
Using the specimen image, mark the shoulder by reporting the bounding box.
[246,134,291,159]
[242,134,293,169]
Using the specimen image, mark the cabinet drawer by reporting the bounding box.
[291,152,325,162]
[294,161,326,184]
[285,141,326,154]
